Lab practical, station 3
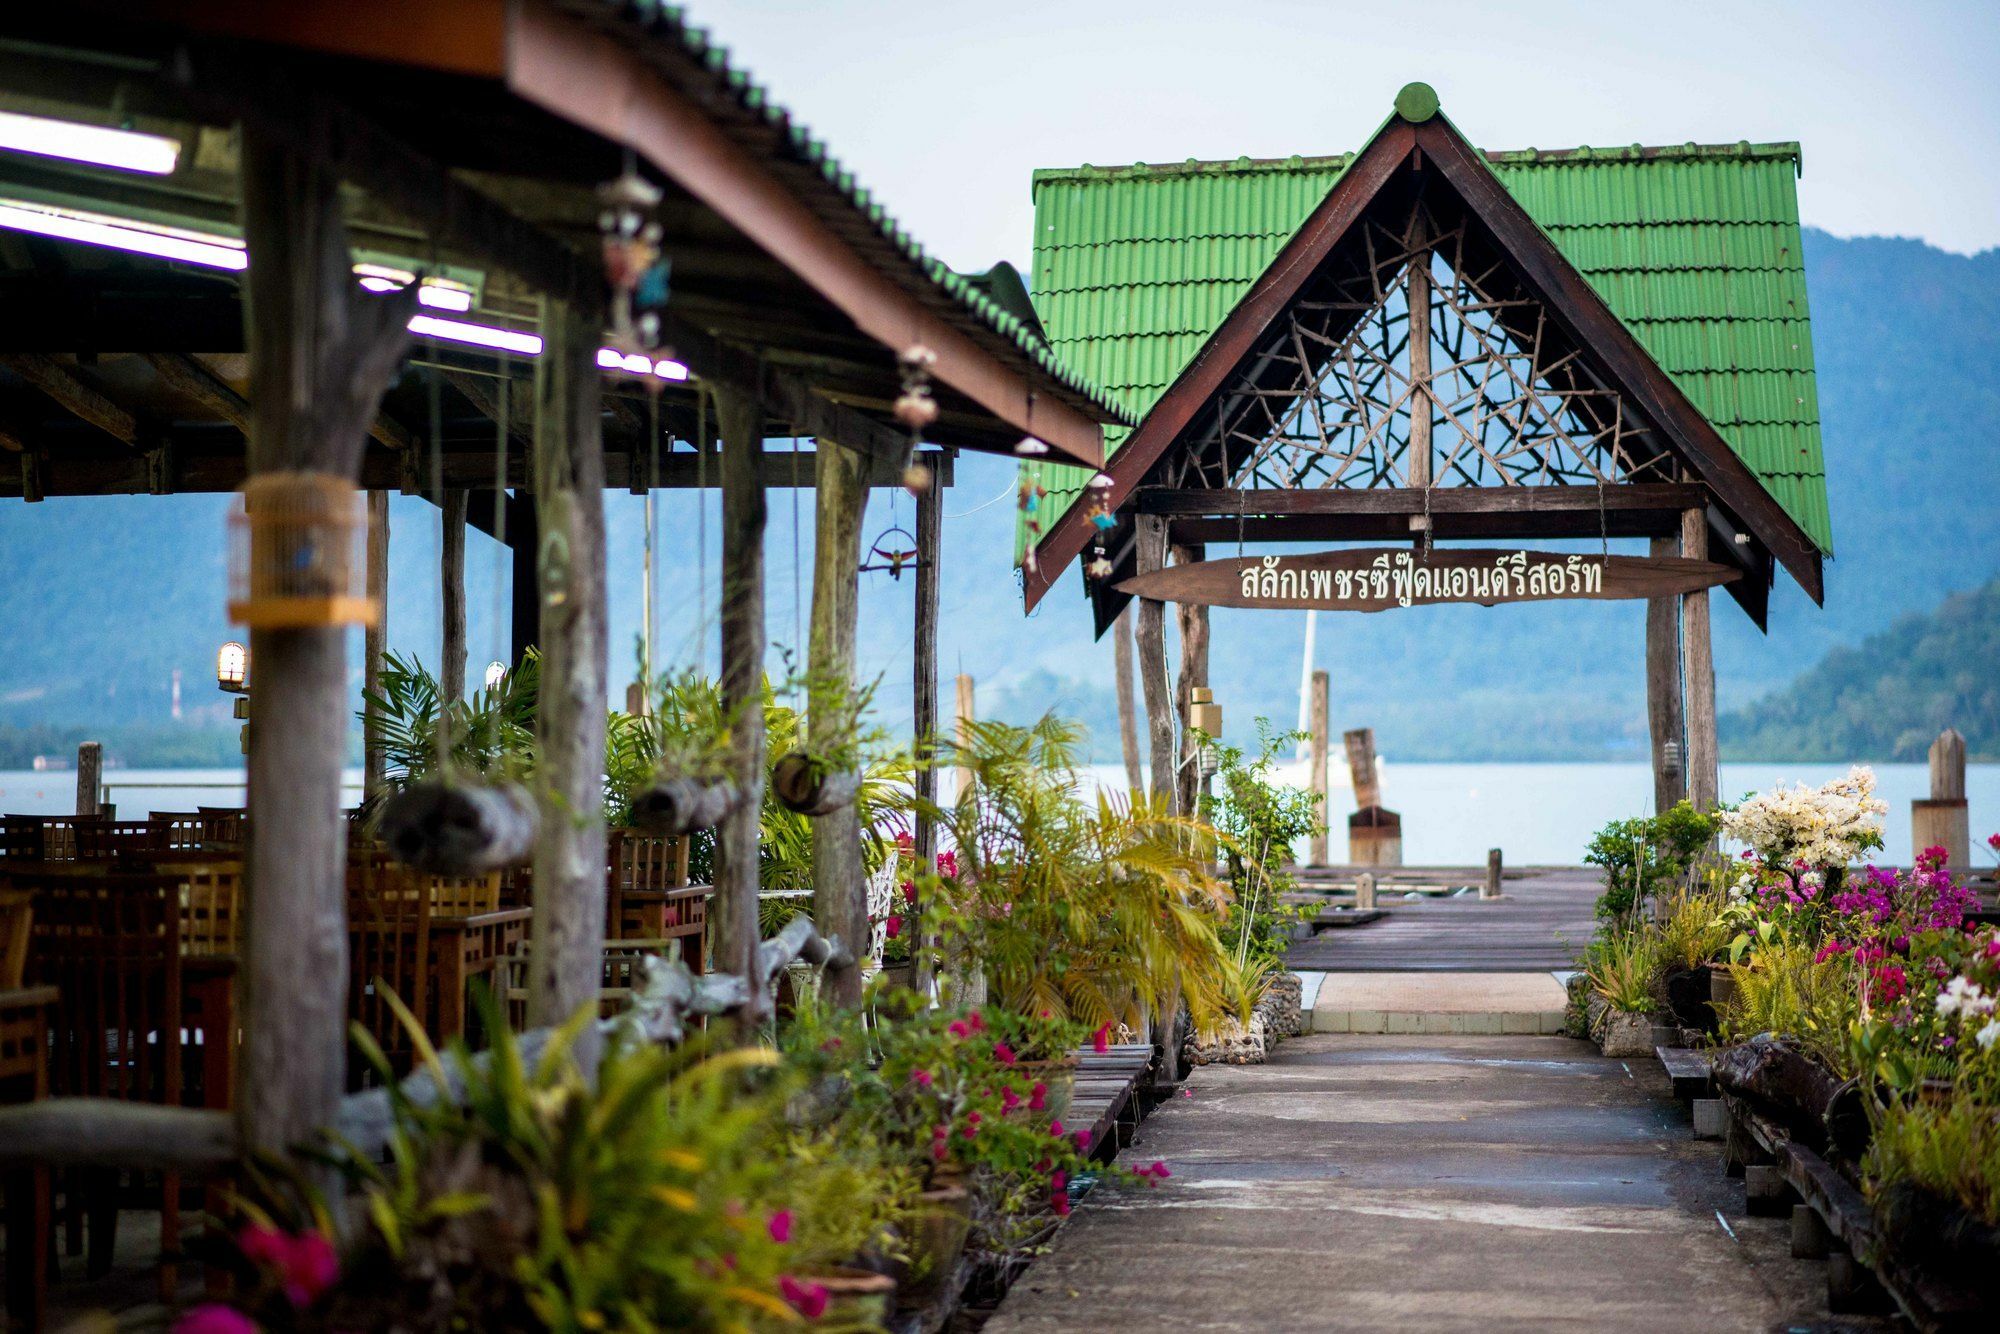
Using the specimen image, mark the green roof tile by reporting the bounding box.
[1017,140,1831,560]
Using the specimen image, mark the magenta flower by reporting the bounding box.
[1093,1023,1111,1055]
[1001,1087,1022,1113]
[948,1019,970,1038]
[968,1010,986,1033]
[780,1275,831,1320]
[173,1306,258,1334]
[885,915,903,939]
[1048,1119,1064,1136]
[993,1041,1017,1066]
[279,1231,338,1308]
[1074,1128,1092,1150]
[1051,1168,1070,1217]
[1179,1087,1194,1098]
[1028,1081,1047,1112]
[767,1210,793,1244]
[912,1069,933,1087]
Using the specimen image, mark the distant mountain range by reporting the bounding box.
[0,229,1994,767]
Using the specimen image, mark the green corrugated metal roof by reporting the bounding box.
[1016,137,1830,559]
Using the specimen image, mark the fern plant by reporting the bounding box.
[357,650,539,791]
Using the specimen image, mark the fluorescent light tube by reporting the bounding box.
[0,200,245,268]
[0,110,180,175]
[409,316,543,356]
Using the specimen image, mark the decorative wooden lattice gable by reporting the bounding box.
[1017,85,1828,634]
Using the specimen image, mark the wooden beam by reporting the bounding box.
[710,380,767,1022]
[809,436,869,1008]
[525,298,610,1074]
[911,473,941,993]
[1681,508,1719,811]
[1,354,140,445]
[144,353,250,431]
[1645,534,1686,815]
[236,117,414,1198]
[505,5,1106,468]
[1172,542,1210,817]
[1133,515,1176,811]
[1406,219,1433,491]
[1132,483,1707,517]
[1164,508,1682,546]
[363,490,390,800]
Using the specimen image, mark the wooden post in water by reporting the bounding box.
[1913,728,1969,868]
[525,300,609,1072]
[809,436,868,1007]
[1112,607,1144,795]
[912,475,941,991]
[711,382,767,1019]
[1307,673,1330,866]
[440,489,467,705]
[74,742,101,817]
[1344,727,1401,867]
[1134,515,1177,813]
[1172,542,1210,816]
[1680,510,1719,811]
[1644,534,1686,814]
[363,491,389,798]
[1483,848,1503,901]
[237,121,412,1189]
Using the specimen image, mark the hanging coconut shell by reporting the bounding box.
[631,774,743,834]
[377,777,538,874]
[771,751,861,816]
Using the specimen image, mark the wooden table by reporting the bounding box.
[1,984,57,1332]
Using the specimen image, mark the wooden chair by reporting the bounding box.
[1,815,95,862]
[27,868,188,1297]
[149,813,207,853]
[73,820,166,860]
[195,807,245,851]
[0,886,30,989]
[1,982,57,1332]
[501,937,678,1030]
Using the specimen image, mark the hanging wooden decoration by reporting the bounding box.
[227,472,376,628]
[771,753,862,816]
[630,775,744,834]
[376,776,538,873]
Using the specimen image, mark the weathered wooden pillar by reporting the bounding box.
[1171,542,1210,816]
[363,490,389,797]
[1645,534,1686,814]
[809,436,868,1006]
[74,741,101,818]
[525,300,609,1071]
[510,499,539,664]
[1680,510,1719,811]
[710,382,766,1016]
[1308,672,1330,866]
[238,122,412,1181]
[1133,515,1176,812]
[1112,607,1144,795]
[440,489,467,703]
[953,674,976,802]
[1914,729,1970,867]
[912,473,941,990]
[1406,224,1433,490]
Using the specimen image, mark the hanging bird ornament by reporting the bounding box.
[859,524,923,581]
[597,167,672,369]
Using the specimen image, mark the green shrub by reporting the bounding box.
[1716,938,1860,1076]
[1585,932,1658,1013]
[1864,1094,2000,1227]
[1584,800,1721,928]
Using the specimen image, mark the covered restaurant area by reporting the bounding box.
[0,1,1126,1326]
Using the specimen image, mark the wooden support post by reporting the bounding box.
[525,300,609,1072]
[74,741,101,816]
[809,437,868,1007]
[440,489,467,704]
[1112,606,1144,795]
[711,382,767,1019]
[1405,227,1432,492]
[1171,542,1210,816]
[363,490,389,798]
[912,476,941,991]
[1354,870,1377,912]
[1133,515,1176,813]
[1913,728,1970,867]
[953,674,976,803]
[1680,510,1719,812]
[1483,848,1503,901]
[1645,534,1686,814]
[1308,674,1330,866]
[510,499,539,664]
[237,121,413,1186]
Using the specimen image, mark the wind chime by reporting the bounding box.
[855,343,938,582]
[1083,473,1117,580]
[598,165,672,362]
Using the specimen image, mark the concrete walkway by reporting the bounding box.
[986,1034,1864,1333]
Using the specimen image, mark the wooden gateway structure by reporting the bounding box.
[0,2,1133,1320]
[1016,83,1831,817]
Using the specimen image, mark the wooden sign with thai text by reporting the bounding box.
[1115,548,1739,612]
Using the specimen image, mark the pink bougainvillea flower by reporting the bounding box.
[948,1019,970,1038]
[173,1305,259,1334]
[1074,1128,1092,1150]
[237,1225,289,1270]
[1028,1081,1047,1112]
[1093,1023,1112,1055]
[1048,1119,1064,1136]
[904,880,919,906]
[912,1069,934,1087]
[1050,1168,1070,1217]
[780,1275,831,1320]
[1002,1086,1022,1112]
[931,1140,949,1162]
[767,1210,794,1244]
[894,831,915,850]
[968,1010,986,1033]
[936,849,958,878]
[993,1041,1017,1066]
[1179,1087,1194,1098]
[279,1230,338,1308]
[961,1122,979,1140]
[885,915,903,939]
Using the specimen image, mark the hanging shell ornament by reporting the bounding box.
[1014,436,1049,456]
[894,342,940,432]
[894,388,938,430]
[902,459,934,496]
[1087,472,1114,489]
[1085,552,1114,580]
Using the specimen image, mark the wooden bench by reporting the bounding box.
[1655,1045,1714,1102]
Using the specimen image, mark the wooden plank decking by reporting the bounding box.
[1283,865,1600,972]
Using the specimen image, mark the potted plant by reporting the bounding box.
[628,670,745,834]
[1584,930,1659,1057]
[771,668,883,816]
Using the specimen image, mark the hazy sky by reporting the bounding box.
[689,0,1999,263]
